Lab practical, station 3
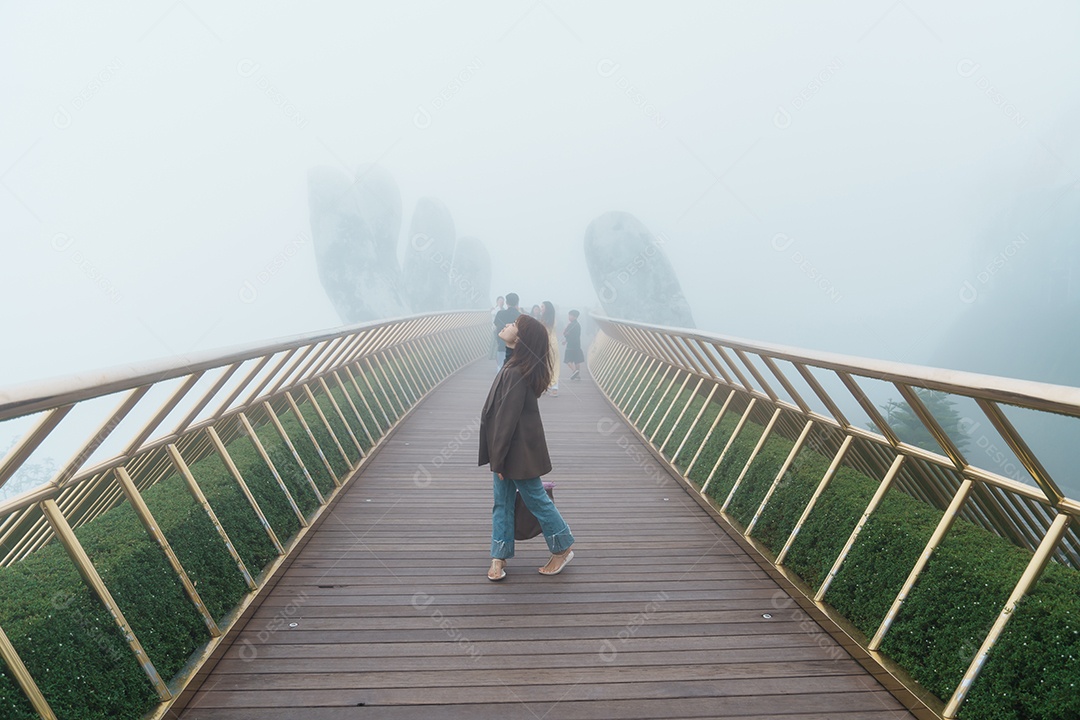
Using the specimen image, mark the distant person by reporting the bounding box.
[489,296,505,359]
[563,309,584,380]
[479,314,575,581]
[540,300,560,397]
[530,304,543,320]
[493,292,523,370]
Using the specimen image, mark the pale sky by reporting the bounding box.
[4,1,1080,387]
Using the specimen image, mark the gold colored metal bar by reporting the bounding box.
[264,343,320,398]
[629,364,669,423]
[262,401,324,505]
[170,363,243,436]
[314,335,358,377]
[388,347,421,404]
[380,349,412,410]
[650,373,693,444]
[683,339,721,381]
[710,344,754,392]
[595,337,626,389]
[793,362,850,428]
[206,426,284,554]
[746,420,814,535]
[977,399,1065,507]
[282,339,335,391]
[365,356,403,419]
[777,435,853,565]
[672,384,719,463]
[612,353,650,407]
[733,348,778,402]
[330,372,375,447]
[943,513,1072,718]
[238,413,307,527]
[685,389,735,478]
[121,373,204,458]
[721,407,783,513]
[619,357,658,412]
[694,339,734,385]
[39,498,172,700]
[316,377,365,457]
[305,335,350,381]
[814,454,905,601]
[837,371,902,447]
[402,341,435,391]
[302,384,353,466]
[284,391,339,485]
[641,368,681,436]
[761,356,811,414]
[53,388,149,487]
[239,348,299,407]
[701,397,758,496]
[896,383,968,470]
[616,350,654,406]
[0,623,57,719]
[869,478,975,650]
[660,378,705,454]
[115,467,220,636]
[379,345,413,405]
[345,367,388,433]
[343,365,386,435]
[0,405,74,490]
[411,339,439,390]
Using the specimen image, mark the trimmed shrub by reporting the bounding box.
[881,519,1033,703]
[701,418,765,505]
[824,486,943,636]
[783,466,878,590]
[74,504,209,681]
[140,476,247,622]
[686,413,740,487]
[962,561,1080,720]
[725,432,795,528]
[750,445,834,555]
[0,548,158,720]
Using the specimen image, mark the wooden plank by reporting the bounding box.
[180,361,915,720]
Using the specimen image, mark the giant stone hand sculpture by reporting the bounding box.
[309,166,490,322]
[584,211,696,328]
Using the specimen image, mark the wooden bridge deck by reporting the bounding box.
[176,360,917,720]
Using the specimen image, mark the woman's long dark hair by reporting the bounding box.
[505,314,552,397]
[540,300,556,330]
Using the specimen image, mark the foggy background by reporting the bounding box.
[4,1,1080,387]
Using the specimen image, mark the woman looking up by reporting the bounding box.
[479,314,575,581]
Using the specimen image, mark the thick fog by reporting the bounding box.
[4,1,1080,388]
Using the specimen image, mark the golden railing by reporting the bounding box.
[587,314,1079,720]
[0,311,489,719]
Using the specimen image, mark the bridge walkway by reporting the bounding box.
[176,360,916,719]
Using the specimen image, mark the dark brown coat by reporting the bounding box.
[478,365,552,480]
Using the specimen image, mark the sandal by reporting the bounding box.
[539,549,574,576]
[487,559,506,581]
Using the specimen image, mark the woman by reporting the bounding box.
[540,300,560,397]
[479,314,575,581]
[563,309,585,380]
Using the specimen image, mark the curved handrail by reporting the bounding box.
[588,313,1079,719]
[0,309,490,720]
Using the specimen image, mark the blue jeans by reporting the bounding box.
[491,473,574,559]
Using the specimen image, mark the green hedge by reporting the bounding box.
[750,444,834,554]
[963,560,1080,719]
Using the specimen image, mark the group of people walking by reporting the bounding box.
[479,292,585,581]
[489,294,585,396]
